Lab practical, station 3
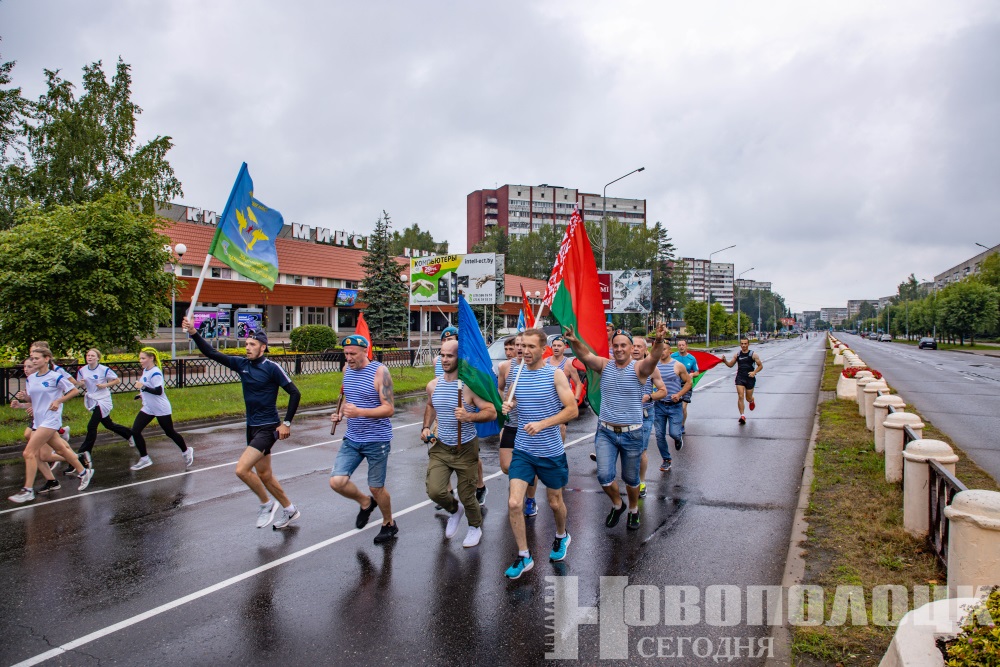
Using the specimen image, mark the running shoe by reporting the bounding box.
[77,468,94,491]
[38,479,61,494]
[675,437,684,451]
[549,534,571,562]
[476,485,488,506]
[445,503,466,538]
[627,512,640,530]
[183,447,194,468]
[462,526,482,548]
[523,497,538,517]
[749,400,756,411]
[130,456,153,471]
[589,452,597,462]
[605,503,627,528]
[356,496,377,529]
[128,436,135,448]
[257,501,279,528]
[272,507,300,530]
[80,451,92,469]
[504,554,534,579]
[660,459,672,472]
[374,522,399,544]
[639,483,647,498]
[739,415,747,425]
[49,460,62,474]
[8,487,35,503]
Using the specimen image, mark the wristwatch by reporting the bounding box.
[282,420,291,427]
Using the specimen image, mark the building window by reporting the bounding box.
[180,266,193,277]
[344,280,359,289]
[306,306,327,325]
[338,310,358,328]
[306,276,317,286]
[211,267,232,279]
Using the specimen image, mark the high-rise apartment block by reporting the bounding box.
[682,258,735,313]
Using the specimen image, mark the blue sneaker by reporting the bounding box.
[549,533,571,562]
[504,554,534,579]
[524,497,538,517]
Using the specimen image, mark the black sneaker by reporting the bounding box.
[589,452,597,462]
[80,451,92,469]
[605,504,627,528]
[675,437,683,451]
[626,512,640,530]
[374,522,398,544]
[476,485,488,506]
[38,479,61,494]
[356,497,377,529]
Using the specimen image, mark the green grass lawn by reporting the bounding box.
[1,366,434,447]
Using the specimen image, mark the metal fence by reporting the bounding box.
[1,349,419,404]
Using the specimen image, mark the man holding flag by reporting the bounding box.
[671,338,699,434]
[654,341,693,473]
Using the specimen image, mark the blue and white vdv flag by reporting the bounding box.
[517,310,526,332]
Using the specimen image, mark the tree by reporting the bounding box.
[974,253,1000,290]
[470,225,510,257]
[0,194,176,355]
[938,281,999,345]
[682,300,707,336]
[361,211,409,341]
[0,42,29,222]
[897,274,921,303]
[3,57,182,228]
[389,222,448,256]
[503,225,562,279]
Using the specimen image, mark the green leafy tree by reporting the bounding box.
[938,281,999,345]
[3,57,182,228]
[1,42,29,221]
[361,211,409,340]
[683,300,707,336]
[470,225,510,257]
[0,194,176,355]
[389,222,448,256]
[897,273,921,303]
[503,224,562,279]
[974,252,1000,290]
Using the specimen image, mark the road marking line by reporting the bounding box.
[10,432,593,667]
[0,422,423,517]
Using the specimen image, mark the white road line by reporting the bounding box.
[0,422,423,517]
[10,433,593,667]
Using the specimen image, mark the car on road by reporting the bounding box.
[879,334,892,342]
[918,337,938,350]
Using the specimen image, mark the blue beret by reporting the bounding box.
[440,326,459,340]
[341,335,369,348]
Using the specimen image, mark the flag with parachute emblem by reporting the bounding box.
[208,163,284,289]
[457,295,503,437]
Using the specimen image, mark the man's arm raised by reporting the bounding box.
[563,325,607,374]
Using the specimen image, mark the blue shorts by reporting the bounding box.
[595,425,645,487]
[331,437,391,488]
[509,449,569,490]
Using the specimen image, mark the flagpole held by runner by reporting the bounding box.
[329,389,345,436]
[456,379,463,453]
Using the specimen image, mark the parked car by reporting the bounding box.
[879,334,892,342]
[918,337,938,350]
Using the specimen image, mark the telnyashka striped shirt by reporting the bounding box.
[598,359,644,425]
[343,361,392,442]
[513,365,564,457]
[432,378,478,446]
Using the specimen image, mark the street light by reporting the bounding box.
[168,243,187,358]
[975,242,993,251]
[737,268,754,339]
[601,167,645,271]
[705,245,735,348]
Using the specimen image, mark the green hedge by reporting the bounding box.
[289,325,337,352]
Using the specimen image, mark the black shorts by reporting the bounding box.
[499,425,517,449]
[247,424,280,455]
[735,376,756,390]
[682,392,693,404]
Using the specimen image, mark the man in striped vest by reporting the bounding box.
[567,323,668,531]
[654,342,693,473]
[421,340,497,548]
[501,328,578,579]
[329,335,398,545]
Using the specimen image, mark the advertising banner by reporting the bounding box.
[192,309,224,338]
[600,269,652,313]
[336,289,359,307]
[597,273,613,311]
[780,317,796,327]
[236,310,263,338]
[409,253,500,306]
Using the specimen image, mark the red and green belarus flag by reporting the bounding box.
[542,207,609,414]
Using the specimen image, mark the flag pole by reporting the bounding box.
[503,294,548,407]
[184,254,215,321]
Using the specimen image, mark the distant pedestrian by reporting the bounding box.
[720,337,764,424]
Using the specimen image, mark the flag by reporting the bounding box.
[542,207,609,414]
[686,350,724,389]
[356,311,374,361]
[517,310,526,332]
[208,163,284,289]
[457,295,503,436]
[520,284,536,328]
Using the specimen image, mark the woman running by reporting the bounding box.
[8,347,93,503]
[129,347,192,471]
[73,348,133,467]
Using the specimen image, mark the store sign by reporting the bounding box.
[409,253,501,306]
[597,273,612,311]
[291,223,432,258]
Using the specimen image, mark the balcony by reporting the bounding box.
[486,197,498,205]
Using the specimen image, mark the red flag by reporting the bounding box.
[356,311,374,360]
[686,350,723,388]
[520,284,536,328]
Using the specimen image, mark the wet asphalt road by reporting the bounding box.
[839,334,1000,482]
[1,337,823,667]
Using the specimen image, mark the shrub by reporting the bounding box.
[290,325,337,352]
[631,327,647,337]
[943,587,1000,665]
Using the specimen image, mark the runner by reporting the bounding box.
[670,338,700,434]
[498,333,539,517]
[329,334,399,545]
[632,337,667,497]
[421,339,497,548]
[547,336,585,411]
[73,348,133,467]
[567,323,667,530]
[8,346,92,503]
[654,342,693,473]
[183,318,303,529]
[433,326,458,378]
[720,337,764,424]
[129,347,192,471]
[502,328,578,579]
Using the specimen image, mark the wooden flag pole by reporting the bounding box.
[184,254,215,321]
[456,379,463,453]
[329,389,345,436]
[503,297,549,407]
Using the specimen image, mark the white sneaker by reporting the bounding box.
[183,447,194,468]
[8,487,35,503]
[77,468,94,491]
[257,501,279,529]
[272,507,300,530]
[445,502,465,539]
[49,460,62,474]
[462,525,482,548]
[61,426,70,441]
[130,456,153,471]
[128,436,135,448]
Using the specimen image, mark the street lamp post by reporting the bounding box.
[705,245,735,348]
[601,167,645,271]
[168,243,187,358]
[737,267,754,339]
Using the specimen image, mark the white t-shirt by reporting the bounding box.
[77,363,118,416]
[27,369,75,430]
[139,366,172,416]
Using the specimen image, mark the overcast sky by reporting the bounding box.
[3,1,999,311]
